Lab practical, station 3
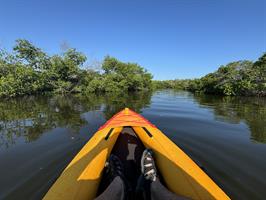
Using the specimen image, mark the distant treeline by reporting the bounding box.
[0,39,265,98]
[0,39,152,97]
[153,54,266,96]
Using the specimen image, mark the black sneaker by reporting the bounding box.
[141,149,157,182]
[97,154,128,199]
[98,154,125,192]
[105,154,125,181]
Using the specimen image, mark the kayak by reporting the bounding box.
[43,108,230,200]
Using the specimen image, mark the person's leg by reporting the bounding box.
[135,174,150,200]
[151,179,189,200]
[94,176,125,200]
[141,149,190,200]
[94,155,126,200]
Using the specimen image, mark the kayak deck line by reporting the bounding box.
[43,108,230,200]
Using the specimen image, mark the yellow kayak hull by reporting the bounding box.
[43,108,230,200]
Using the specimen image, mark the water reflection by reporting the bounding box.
[1,90,266,200]
[193,94,266,143]
[0,90,265,149]
[0,91,152,148]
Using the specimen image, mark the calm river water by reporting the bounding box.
[0,90,265,200]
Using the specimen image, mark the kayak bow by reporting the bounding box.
[43,108,230,200]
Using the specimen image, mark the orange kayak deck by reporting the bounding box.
[99,108,156,130]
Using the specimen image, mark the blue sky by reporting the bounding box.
[0,0,265,80]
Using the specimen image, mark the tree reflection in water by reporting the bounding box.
[0,91,152,148]
[0,90,265,148]
[193,94,266,143]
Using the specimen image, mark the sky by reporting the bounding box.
[0,0,265,80]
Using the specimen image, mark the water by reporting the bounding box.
[0,90,265,200]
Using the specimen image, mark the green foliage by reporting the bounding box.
[153,79,190,90]
[0,40,153,97]
[1,39,264,97]
[0,66,40,97]
[154,53,266,96]
[13,39,50,70]
[83,56,153,93]
[194,58,265,96]
[252,53,266,94]
[103,56,153,91]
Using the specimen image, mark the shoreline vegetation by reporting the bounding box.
[0,39,152,97]
[0,39,265,98]
[153,54,266,96]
